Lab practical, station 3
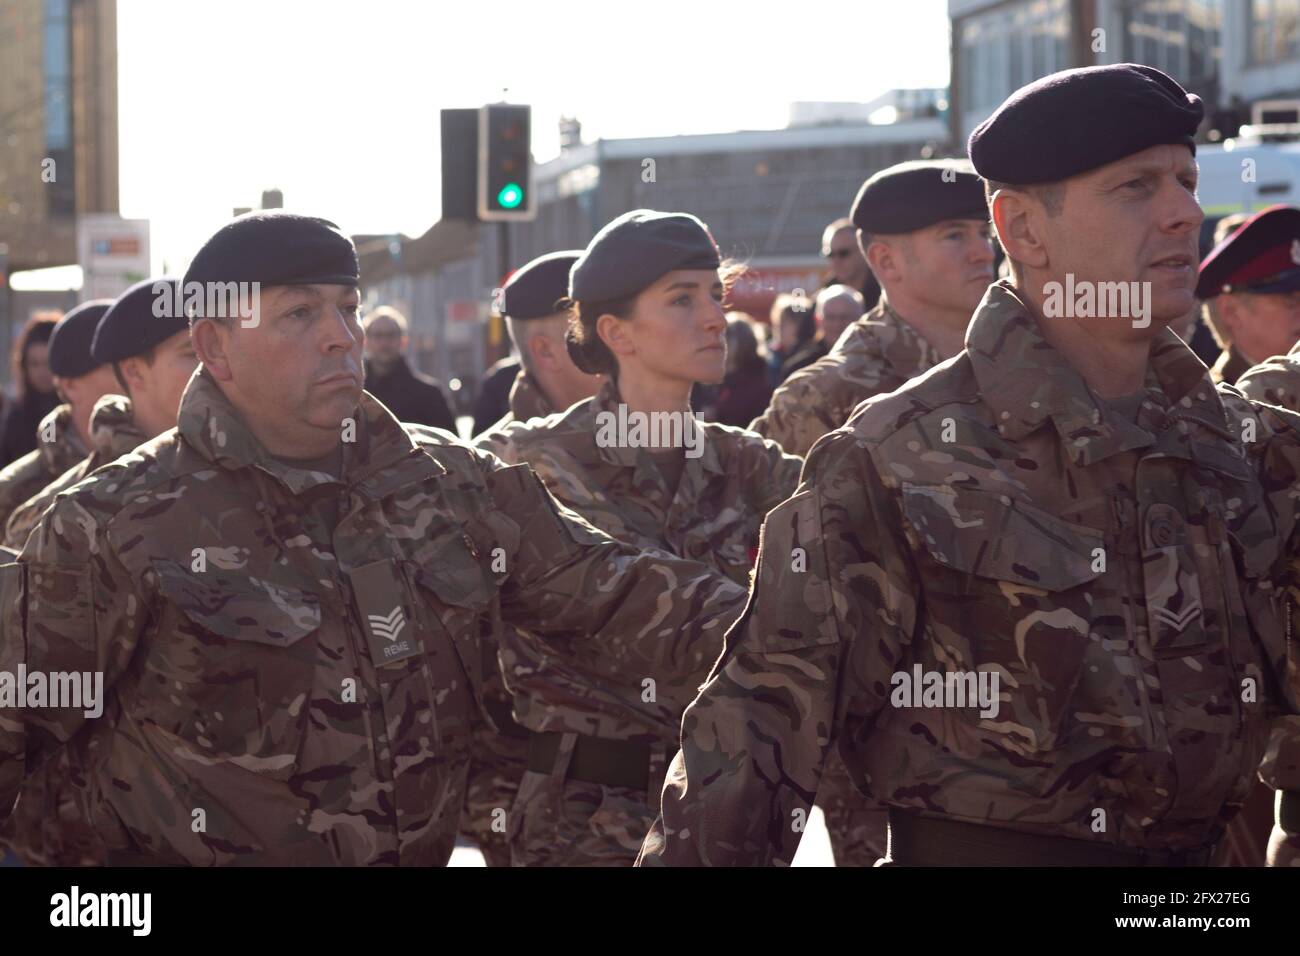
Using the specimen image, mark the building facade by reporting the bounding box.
[0,0,118,273]
[950,1,1228,142]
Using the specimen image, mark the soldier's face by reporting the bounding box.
[225,283,364,437]
[1045,144,1202,333]
[1219,290,1300,364]
[895,220,996,315]
[61,364,121,414]
[607,269,728,387]
[130,330,199,437]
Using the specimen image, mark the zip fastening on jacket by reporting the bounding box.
[1111,493,1160,751]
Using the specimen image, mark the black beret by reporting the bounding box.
[48,300,113,377]
[183,211,358,317]
[569,209,721,302]
[501,250,581,319]
[1197,205,1300,299]
[851,159,986,234]
[968,63,1203,185]
[91,277,189,364]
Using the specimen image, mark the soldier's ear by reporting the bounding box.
[596,310,634,361]
[991,189,1049,272]
[529,331,558,371]
[864,238,902,286]
[192,319,234,382]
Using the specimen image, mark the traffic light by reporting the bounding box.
[478,104,534,221]
[441,108,479,221]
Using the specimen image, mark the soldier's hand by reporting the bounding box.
[1266,825,1300,866]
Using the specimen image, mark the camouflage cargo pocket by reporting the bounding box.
[900,484,1103,756]
[144,559,319,773]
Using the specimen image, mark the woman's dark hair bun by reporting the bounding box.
[565,300,621,376]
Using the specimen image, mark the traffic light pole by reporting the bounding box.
[498,220,511,280]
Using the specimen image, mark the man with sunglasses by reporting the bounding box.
[821,218,878,306]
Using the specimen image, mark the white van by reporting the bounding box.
[1197,100,1300,239]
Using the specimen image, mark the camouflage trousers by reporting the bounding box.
[0,752,105,866]
[460,729,529,868]
[815,749,888,867]
[507,768,653,867]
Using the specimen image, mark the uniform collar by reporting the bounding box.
[507,369,554,421]
[968,280,1235,466]
[88,394,148,461]
[875,294,943,371]
[37,403,87,472]
[177,365,439,496]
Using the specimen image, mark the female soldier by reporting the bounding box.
[475,209,802,866]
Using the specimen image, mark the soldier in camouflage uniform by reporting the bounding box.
[750,161,994,460]
[0,300,119,866]
[461,251,603,866]
[0,211,747,866]
[4,278,197,553]
[5,395,150,550]
[474,211,799,866]
[0,301,117,531]
[1208,208,1300,412]
[749,161,996,865]
[0,278,215,865]
[1197,207,1300,387]
[0,393,149,865]
[477,251,603,436]
[640,65,1300,867]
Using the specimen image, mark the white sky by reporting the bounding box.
[116,0,950,273]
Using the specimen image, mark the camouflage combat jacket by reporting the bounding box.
[749,298,942,457]
[5,395,148,549]
[0,404,88,531]
[0,368,746,865]
[1237,346,1300,413]
[641,279,1300,866]
[478,379,801,742]
[479,369,558,437]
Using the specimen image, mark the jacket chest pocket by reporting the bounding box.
[145,559,319,774]
[385,531,503,744]
[900,483,1103,756]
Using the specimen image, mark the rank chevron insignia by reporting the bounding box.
[367,606,407,642]
[1153,602,1200,633]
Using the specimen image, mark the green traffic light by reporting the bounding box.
[497,183,523,209]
